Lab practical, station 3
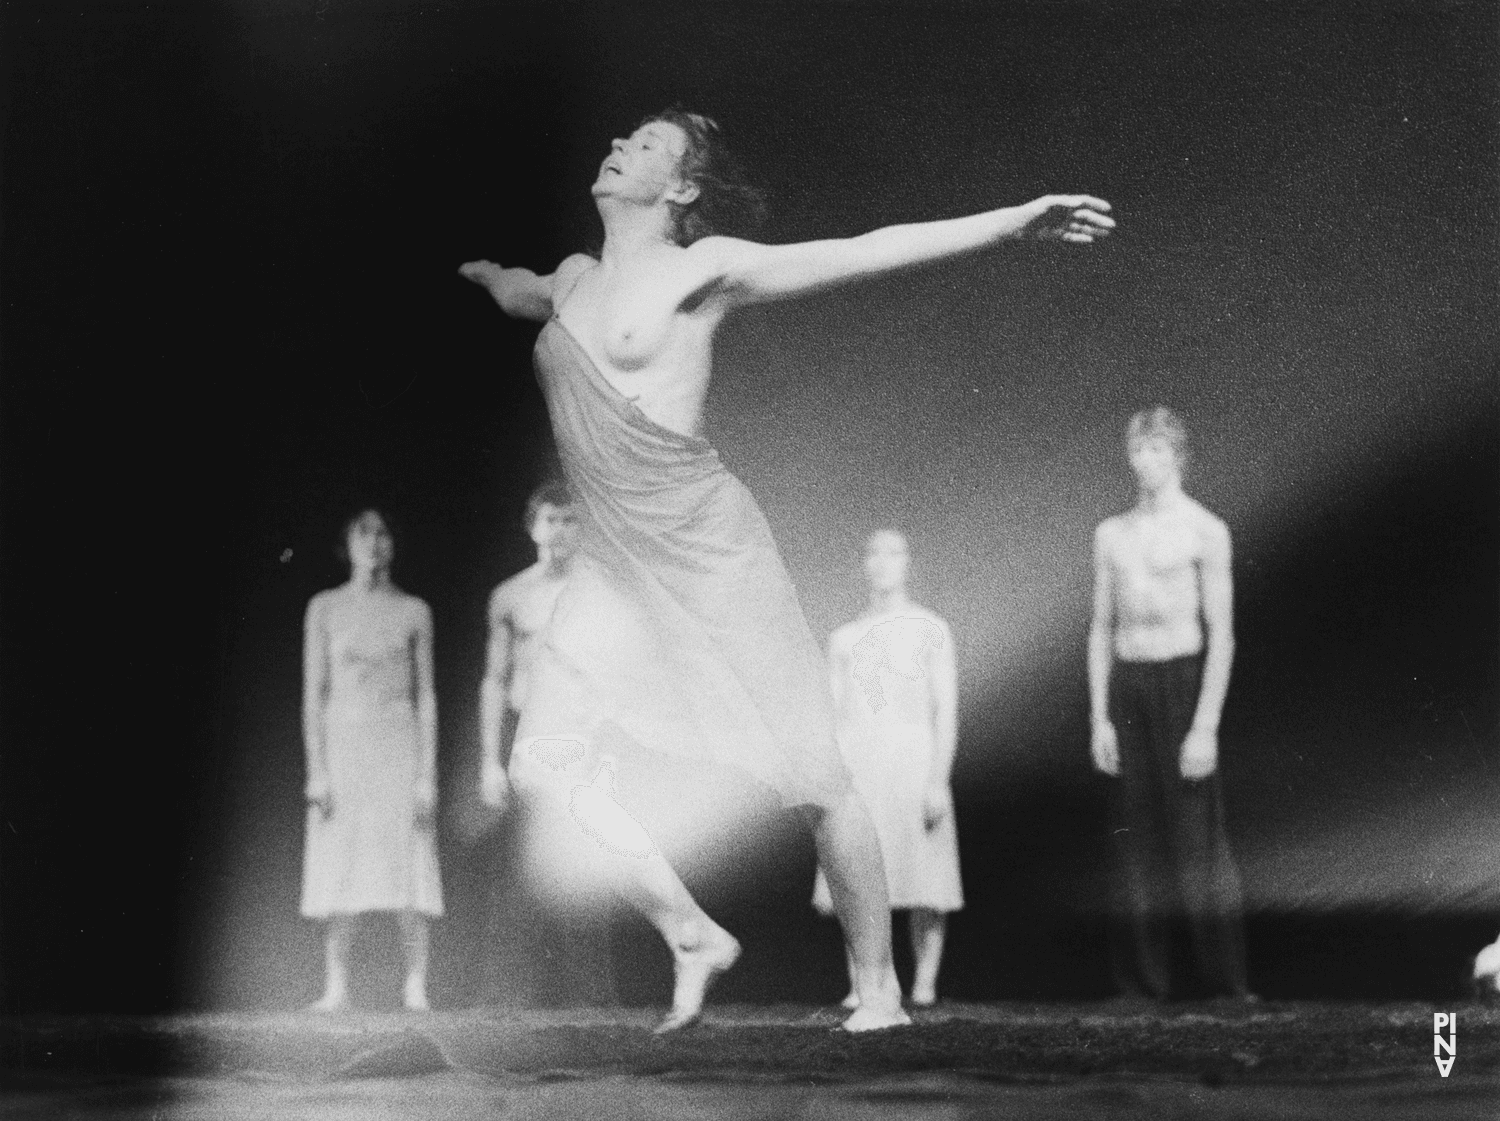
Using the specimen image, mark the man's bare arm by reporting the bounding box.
[479,590,515,808]
[699,195,1113,306]
[1087,524,1121,776]
[480,597,514,772]
[1180,519,1235,778]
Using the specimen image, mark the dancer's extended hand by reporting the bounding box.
[922,784,952,831]
[1179,726,1218,780]
[1019,195,1115,244]
[459,259,505,290]
[1090,720,1121,776]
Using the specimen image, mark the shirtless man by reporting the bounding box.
[1088,407,1251,1001]
[477,482,617,1006]
[481,482,580,809]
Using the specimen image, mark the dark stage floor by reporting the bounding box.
[3,1002,1496,1119]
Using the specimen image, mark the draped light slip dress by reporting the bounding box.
[514,316,852,811]
[300,591,444,918]
[812,610,965,912]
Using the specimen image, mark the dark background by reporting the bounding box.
[2,0,1496,1013]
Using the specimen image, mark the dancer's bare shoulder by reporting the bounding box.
[1093,514,1130,561]
[1186,500,1232,561]
[553,253,598,298]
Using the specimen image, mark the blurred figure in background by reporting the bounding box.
[814,529,962,1008]
[1088,408,1251,1002]
[301,509,443,1011]
[475,482,619,1006]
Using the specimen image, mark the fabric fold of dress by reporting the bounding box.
[518,318,851,810]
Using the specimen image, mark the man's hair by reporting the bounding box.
[524,479,574,530]
[1126,405,1189,461]
[643,107,767,247]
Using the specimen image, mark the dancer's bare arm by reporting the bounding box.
[413,602,439,825]
[458,254,594,321]
[704,195,1113,305]
[1180,520,1234,780]
[924,620,958,829]
[479,588,515,809]
[303,594,333,817]
[1087,524,1121,776]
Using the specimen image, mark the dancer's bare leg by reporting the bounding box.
[399,910,431,1011]
[812,791,909,1030]
[840,945,861,1009]
[310,915,355,1011]
[513,752,739,1034]
[909,908,947,1007]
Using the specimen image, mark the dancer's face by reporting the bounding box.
[531,502,581,560]
[1127,434,1182,493]
[593,121,698,208]
[346,511,394,573]
[863,531,910,593]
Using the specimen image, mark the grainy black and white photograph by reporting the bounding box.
[2,1,1497,1117]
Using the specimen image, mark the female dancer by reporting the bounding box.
[813,530,963,1008]
[301,509,444,1011]
[460,109,1111,1032]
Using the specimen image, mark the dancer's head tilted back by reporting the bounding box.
[592,107,765,247]
[1126,406,1188,494]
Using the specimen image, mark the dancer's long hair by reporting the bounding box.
[644,107,767,246]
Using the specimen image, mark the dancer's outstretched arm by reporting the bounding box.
[459,253,595,321]
[706,195,1113,305]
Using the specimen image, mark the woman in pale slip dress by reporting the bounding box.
[301,509,443,1011]
[814,529,963,1008]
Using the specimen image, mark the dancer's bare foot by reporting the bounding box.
[910,987,937,1008]
[307,991,348,1013]
[840,970,909,1032]
[654,921,741,1034]
[403,974,430,1012]
[840,991,861,1010]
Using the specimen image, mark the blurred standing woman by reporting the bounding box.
[301,509,444,1011]
[461,108,1110,1032]
[814,530,962,1008]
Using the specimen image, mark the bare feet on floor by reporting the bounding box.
[403,975,430,1012]
[307,992,348,1013]
[840,972,910,1032]
[654,920,741,1034]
